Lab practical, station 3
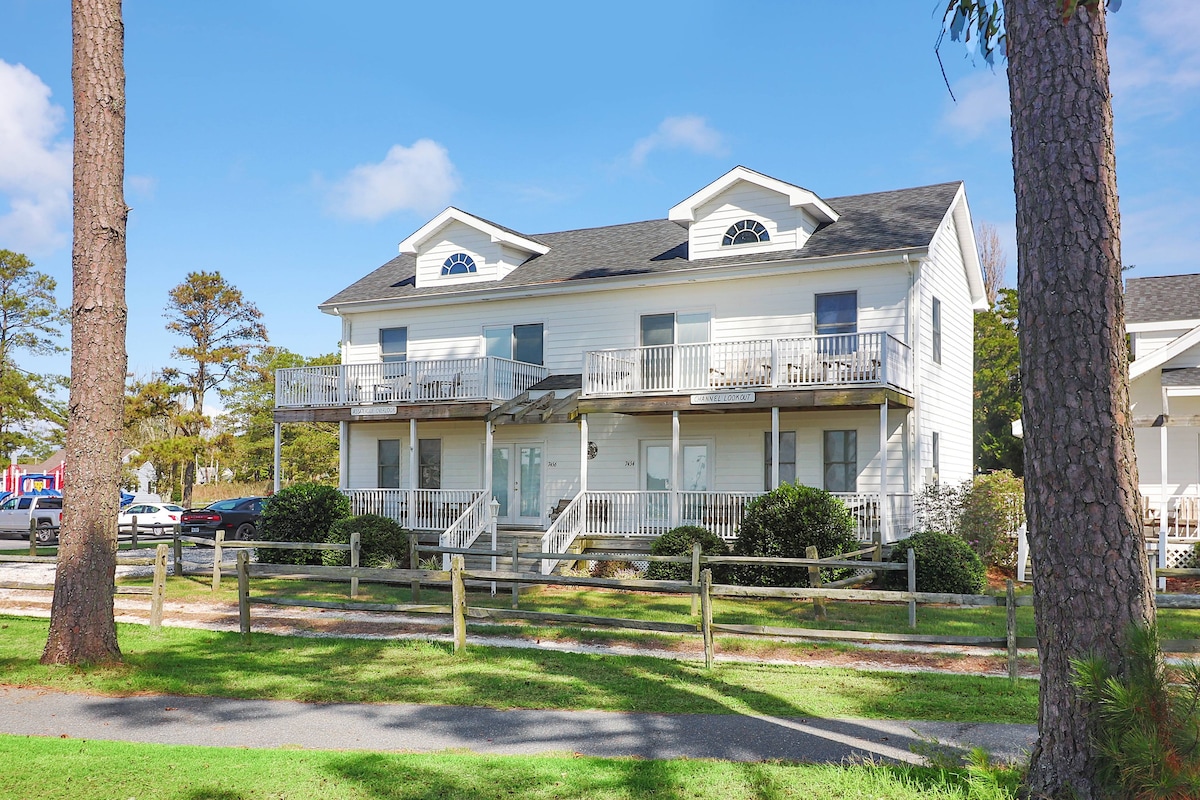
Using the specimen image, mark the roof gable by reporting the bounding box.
[668,166,839,227]
[398,207,549,258]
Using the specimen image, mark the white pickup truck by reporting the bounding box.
[0,494,64,543]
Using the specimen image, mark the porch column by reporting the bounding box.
[770,407,780,490]
[338,421,349,490]
[670,410,680,529]
[1159,415,1169,591]
[879,403,890,545]
[579,414,589,493]
[484,421,494,499]
[408,418,418,530]
[272,423,282,494]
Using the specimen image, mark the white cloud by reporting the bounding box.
[327,139,459,221]
[940,72,1010,141]
[630,115,727,166]
[0,60,71,253]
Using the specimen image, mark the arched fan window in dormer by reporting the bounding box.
[722,219,769,246]
[441,252,477,275]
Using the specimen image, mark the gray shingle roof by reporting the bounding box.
[321,181,963,308]
[1162,368,1200,388]
[1126,275,1200,324]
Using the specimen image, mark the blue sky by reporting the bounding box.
[1,1,1198,388]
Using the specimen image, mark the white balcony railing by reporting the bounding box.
[582,333,912,397]
[276,357,548,409]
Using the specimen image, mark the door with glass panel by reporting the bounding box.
[492,444,543,525]
[639,312,710,392]
[642,442,709,524]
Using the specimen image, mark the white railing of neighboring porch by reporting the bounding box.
[440,491,494,569]
[582,332,912,397]
[537,489,914,573]
[276,357,548,408]
[343,488,485,531]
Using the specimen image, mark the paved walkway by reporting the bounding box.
[0,686,1036,765]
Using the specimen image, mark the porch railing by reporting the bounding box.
[440,491,494,569]
[343,488,486,531]
[582,332,912,397]
[276,357,548,408]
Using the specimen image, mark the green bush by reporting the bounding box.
[959,471,1024,569]
[883,530,985,594]
[323,514,410,568]
[730,484,859,587]
[254,482,351,565]
[646,525,728,582]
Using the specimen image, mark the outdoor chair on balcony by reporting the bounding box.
[1173,496,1200,539]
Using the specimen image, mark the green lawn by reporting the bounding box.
[0,615,1038,723]
[0,735,1021,800]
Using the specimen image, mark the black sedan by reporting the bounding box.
[181,497,265,540]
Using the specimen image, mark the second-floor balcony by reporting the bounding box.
[275,357,548,409]
[583,332,912,397]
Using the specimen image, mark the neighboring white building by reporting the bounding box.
[1126,274,1200,537]
[273,167,985,563]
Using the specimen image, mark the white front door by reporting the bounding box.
[492,444,544,525]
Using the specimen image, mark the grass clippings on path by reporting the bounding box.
[0,615,1037,723]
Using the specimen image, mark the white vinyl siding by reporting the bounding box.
[687,183,820,260]
[413,221,529,288]
[916,212,975,487]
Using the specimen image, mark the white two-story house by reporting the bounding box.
[1127,274,1200,543]
[273,167,985,566]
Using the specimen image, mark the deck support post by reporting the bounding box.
[338,421,349,490]
[770,407,780,490]
[579,414,589,493]
[484,420,494,504]
[409,418,418,531]
[670,410,680,529]
[879,402,890,544]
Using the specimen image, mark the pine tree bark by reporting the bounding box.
[42,0,128,665]
[1004,1,1155,796]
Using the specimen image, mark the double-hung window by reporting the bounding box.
[377,440,401,488]
[823,430,857,493]
[815,292,857,355]
[764,431,797,490]
[380,327,407,363]
[932,297,943,365]
[484,324,544,366]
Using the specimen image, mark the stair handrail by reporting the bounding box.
[439,490,491,570]
[540,491,587,575]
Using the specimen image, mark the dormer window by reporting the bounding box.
[441,252,477,275]
[722,219,769,246]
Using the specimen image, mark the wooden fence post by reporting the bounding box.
[212,529,224,594]
[907,547,917,629]
[130,516,138,550]
[690,541,702,617]
[237,550,251,643]
[173,524,183,577]
[511,538,520,609]
[1006,580,1018,682]
[409,534,421,603]
[451,554,467,653]
[806,545,826,620]
[150,543,167,631]
[350,531,360,600]
[28,520,36,556]
[700,568,714,669]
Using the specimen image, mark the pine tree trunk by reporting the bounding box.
[1004,1,1155,796]
[42,0,127,665]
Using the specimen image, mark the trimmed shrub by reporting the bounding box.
[883,530,985,594]
[646,525,728,582]
[959,471,1024,569]
[254,482,351,565]
[730,484,859,587]
[323,514,410,568]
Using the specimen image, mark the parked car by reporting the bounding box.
[0,494,64,544]
[180,497,265,540]
[117,502,185,532]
